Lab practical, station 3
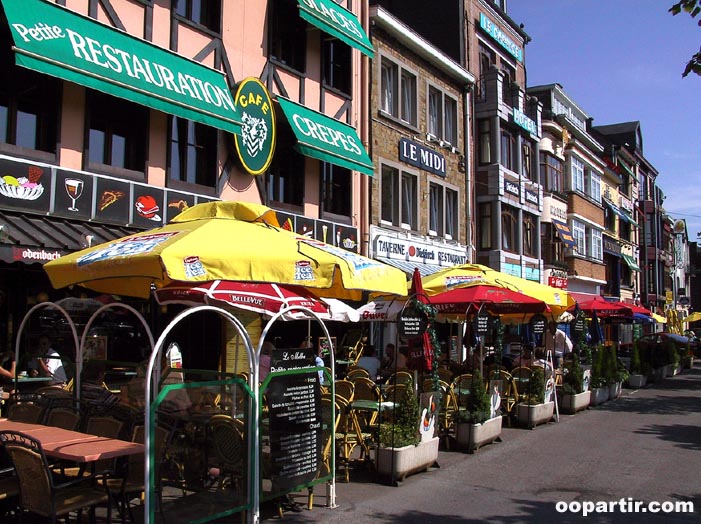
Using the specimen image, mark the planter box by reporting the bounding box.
[515,401,554,429]
[627,374,647,389]
[560,390,591,414]
[665,364,675,377]
[608,382,622,400]
[375,437,439,483]
[683,356,694,370]
[590,386,609,406]
[673,363,683,376]
[455,415,502,453]
[649,367,666,383]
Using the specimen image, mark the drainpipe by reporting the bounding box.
[464,85,474,262]
[359,2,371,258]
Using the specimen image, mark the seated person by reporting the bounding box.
[356,344,381,379]
[80,360,120,406]
[34,335,68,386]
[0,351,16,384]
[379,343,408,378]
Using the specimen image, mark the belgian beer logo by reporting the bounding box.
[234,78,276,175]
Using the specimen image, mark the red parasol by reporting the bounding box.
[407,268,433,371]
[428,285,548,315]
[155,280,332,320]
[568,292,633,317]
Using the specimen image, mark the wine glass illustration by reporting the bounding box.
[64,179,84,211]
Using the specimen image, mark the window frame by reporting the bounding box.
[501,205,518,253]
[522,213,535,257]
[479,202,492,250]
[173,0,222,34]
[591,228,603,261]
[380,160,419,231]
[167,116,218,194]
[322,36,352,96]
[266,128,305,211]
[426,82,459,146]
[379,54,418,128]
[320,162,352,222]
[500,129,516,171]
[269,0,307,74]
[570,156,585,193]
[588,171,601,203]
[572,219,586,255]
[427,179,460,240]
[540,151,563,193]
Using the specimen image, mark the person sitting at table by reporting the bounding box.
[0,350,16,383]
[80,360,120,407]
[259,341,274,382]
[34,334,68,387]
[356,344,381,380]
[379,343,407,379]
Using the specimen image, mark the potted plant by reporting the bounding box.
[627,341,647,389]
[589,346,609,406]
[515,366,554,429]
[559,354,591,414]
[454,369,502,453]
[608,345,625,400]
[375,381,439,483]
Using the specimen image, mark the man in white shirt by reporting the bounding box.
[544,323,573,369]
[36,335,68,386]
[356,344,381,379]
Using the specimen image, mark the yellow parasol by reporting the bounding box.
[420,263,575,317]
[651,312,667,324]
[43,201,408,301]
[685,311,701,324]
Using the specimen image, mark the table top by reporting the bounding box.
[15,376,53,383]
[351,399,395,411]
[0,419,143,462]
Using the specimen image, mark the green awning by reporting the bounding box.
[277,96,374,176]
[620,210,639,228]
[622,254,641,272]
[297,0,374,58]
[1,0,241,136]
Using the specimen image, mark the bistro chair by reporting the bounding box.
[44,402,82,431]
[207,415,246,494]
[346,368,370,382]
[6,393,47,424]
[0,430,111,524]
[333,380,355,405]
[385,371,414,387]
[510,367,533,399]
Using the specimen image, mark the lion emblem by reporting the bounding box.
[241,112,268,159]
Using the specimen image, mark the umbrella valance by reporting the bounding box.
[568,292,633,317]
[429,285,548,316]
[44,201,408,301]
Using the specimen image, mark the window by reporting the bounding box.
[570,156,585,193]
[478,43,496,102]
[380,56,417,126]
[479,202,492,250]
[381,164,417,230]
[523,214,535,257]
[478,119,491,165]
[500,130,515,171]
[604,206,616,232]
[428,182,459,239]
[323,37,351,94]
[500,62,516,103]
[540,152,563,193]
[87,90,147,174]
[269,0,307,72]
[522,142,532,180]
[572,219,586,255]
[267,131,304,208]
[427,84,458,145]
[0,50,59,156]
[174,0,221,32]
[591,229,603,261]
[168,117,218,188]
[588,171,601,203]
[501,206,518,253]
[321,163,351,219]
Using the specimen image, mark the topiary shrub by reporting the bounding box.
[562,354,584,395]
[379,381,420,448]
[458,368,491,424]
[526,366,545,405]
[589,346,607,389]
[630,341,643,375]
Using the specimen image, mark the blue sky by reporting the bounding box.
[508,1,701,238]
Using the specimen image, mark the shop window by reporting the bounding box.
[321,163,351,220]
[266,130,304,209]
[0,46,58,157]
[168,117,218,190]
[501,206,518,253]
[86,90,147,176]
[540,152,563,193]
[381,163,417,231]
[174,0,221,33]
[269,0,307,73]
[380,56,417,127]
[479,202,492,250]
[323,37,351,95]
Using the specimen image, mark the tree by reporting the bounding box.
[670,1,701,77]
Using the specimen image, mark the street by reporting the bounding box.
[272,366,701,524]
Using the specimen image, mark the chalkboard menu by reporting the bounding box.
[530,314,547,335]
[399,307,428,338]
[473,311,492,335]
[267,347,322,492]
[570,315,586,341]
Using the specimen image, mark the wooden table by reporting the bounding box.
[0,419,144,462]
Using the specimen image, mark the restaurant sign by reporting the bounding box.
[0,0,241,135]
[399,138,446,177]
[234,78,276,175]
[479,13,523,62]
[513,108,537,135]
[504,179,520,197]
[372,232,468,267]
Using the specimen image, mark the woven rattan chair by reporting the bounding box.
[0,430,111,524]
[6,393,47,424]
[333,380,355,405]
[345,368,370,381]
[207,415,246,494]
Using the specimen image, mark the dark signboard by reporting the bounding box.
[570,315,586,341]
[295,216,315,238]
[0,158,51,213]
[132,187,165,228]
[399,308,428,338]
[267,347,322,492]
[398,138,446,177]
[473,310,492,335]
[530,314,547,335]
[164,191,196,223]
[94,178,130,224]
[54,169,94,220]
[316,219,334,245]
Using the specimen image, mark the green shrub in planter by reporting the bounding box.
[629,342,643,375]
[526,366,545,405]
[590,346,607,389]
[456,369,491,424]
[379,381,420,448]
[562,354,584,395]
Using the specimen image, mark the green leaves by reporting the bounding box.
[670,1,701,76]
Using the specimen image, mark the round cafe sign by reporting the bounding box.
[234,77,276,175]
